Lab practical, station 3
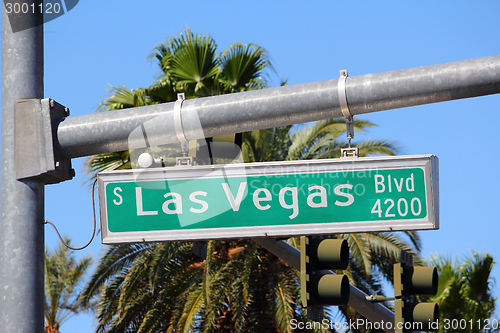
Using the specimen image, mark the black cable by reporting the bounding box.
[44,178,98,251]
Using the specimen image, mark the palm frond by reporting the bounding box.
[178,285,204,333]
[242,126,292,162]
[356,139,401,157]
[80,243,152,306]
[83,151,131,185]
[165,29,219,95]
[286,118,399,161]
[144,76,177,103]
[97,85,136,111]
[44,240,93,330]
[219,42,273,93]
[428,251,497,325]
[266,266,297,333]
[343,233,372,274]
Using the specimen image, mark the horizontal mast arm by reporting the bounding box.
[57,55,500,159]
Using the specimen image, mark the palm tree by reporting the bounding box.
[428,251,497,333]
[45,239,93,333]
[81,240,309,333]
[84,28,272,179]
[82,29,420,332]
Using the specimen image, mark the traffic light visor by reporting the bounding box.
[316,274,350,306]
[411,302,439,331]
[315,238,349,270]
[411,266,438,295]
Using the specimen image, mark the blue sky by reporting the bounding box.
[2,1,500,331]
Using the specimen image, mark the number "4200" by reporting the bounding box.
[371,197,422,218]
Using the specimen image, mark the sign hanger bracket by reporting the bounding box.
[338,69,358,158]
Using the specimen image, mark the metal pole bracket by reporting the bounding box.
[173,93,195,166]
[174,93,187,143]
[338,69,359,158]
[341,147,359,158]
[175,156,194,167]
[338,69,351,121]
[15,99,74,184]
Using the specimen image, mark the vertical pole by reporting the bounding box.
[1,2,45,332]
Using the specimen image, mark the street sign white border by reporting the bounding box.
[97,154,439,244]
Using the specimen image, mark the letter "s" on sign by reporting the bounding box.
[113,187,123,205]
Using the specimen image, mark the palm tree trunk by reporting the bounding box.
[44,323,59,333]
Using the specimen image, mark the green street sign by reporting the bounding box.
[97,155,438,244]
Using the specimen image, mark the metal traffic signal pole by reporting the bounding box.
[0,2,45,332]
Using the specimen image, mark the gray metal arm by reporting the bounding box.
[57,55,500,159]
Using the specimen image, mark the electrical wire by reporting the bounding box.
[44,178,98,251]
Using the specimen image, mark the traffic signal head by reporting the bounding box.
[394,251,439,332]
[300,236,350,322]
